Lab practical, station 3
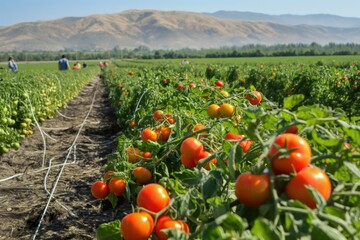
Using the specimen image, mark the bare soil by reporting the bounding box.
[0,76,130,239]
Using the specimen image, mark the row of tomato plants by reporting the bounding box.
[94,63,359,240]
[0,68,98,154]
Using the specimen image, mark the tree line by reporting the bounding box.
[1,42,359,62]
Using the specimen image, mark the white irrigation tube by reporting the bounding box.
[0,161,76,183]
[32,82,99,240]
[134,88,154,115]
[43,158,78,218]
[25,92,47,167]
[56,109,77,120]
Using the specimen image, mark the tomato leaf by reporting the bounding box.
[283,94,304,110]
[96,220,121,240]
[173,170,200,186]
[311,220,347,240]
[311,129,340,147]
[251,217,283,240]
[343,161,360,178]
[306,185,327,209]
[107,193,118,208]
[243,107,264,119]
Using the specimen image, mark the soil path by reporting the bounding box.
[0,76,129,239]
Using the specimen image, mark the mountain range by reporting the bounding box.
[0,10,360,51]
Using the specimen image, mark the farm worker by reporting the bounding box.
[73,62,81,70]
[8,57,18,72]
[58,55,70,70]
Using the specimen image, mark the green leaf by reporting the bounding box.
[107,193,118,208]
[343,161,360,178]
[243,107,264,119]
[311,130,340,147]
[343,128,360,145]
[96,220,121,240]
[311,220,347,240]
[324,206,346,220]
[173,170,200,186]
[283,94,304,109]
[306,185,326,209]
[251,218,283,240]
[202,175,218,201]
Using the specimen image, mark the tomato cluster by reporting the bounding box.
[180,137,217,170]
[120,183,189,240]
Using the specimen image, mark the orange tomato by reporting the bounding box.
[133,167,152,185]
[125,147,141,163]
[141,128,158,142]
[154,110,164,121]
[189,83,196,89]
[129,120,136,128]
[121,211,154,240]
[108,178,126,196]
[156,126,171,142]
[207,104,221,118]
[219,103,235,118]
[180,154,197,169]
[235,172,270,208]
[193,123,207,135]
[142,151,152,159]
[180,137,203,160]
[137,183,170,213]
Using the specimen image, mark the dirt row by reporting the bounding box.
[0,76,130,239]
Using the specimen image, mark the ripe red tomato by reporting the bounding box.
[215,80,224,87]
[129,120,136,128]
[235,172,270,208]
[268,133,311,175]
[156,126,171,142]
[103,170,116,182]
[285,125,298,134]
[286,166,332,209]
[193,150,217,170]
[224,133,253,153]
[154,110,164,121]
[91,181,109,199]
[246,91,262,105]
[108,178,126,196]
[133,167,152,185]
[180,137,203,160]
[177,84,183,90]
[121,211,154,240]
[137,183,170,213]
[141,128,158,142]
[142,151,152,159]
[155,216,189,240]
[189,83,196,89]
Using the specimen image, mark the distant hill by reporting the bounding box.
[0,10,360,51]
[205,11,360,28]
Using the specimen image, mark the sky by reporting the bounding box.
[1,0,360,26]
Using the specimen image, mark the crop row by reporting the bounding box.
[0,69,97,153]
[95,63,359,240]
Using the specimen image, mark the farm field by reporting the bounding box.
[0,56,359,239]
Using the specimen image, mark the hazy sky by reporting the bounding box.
[1,0,360,26]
